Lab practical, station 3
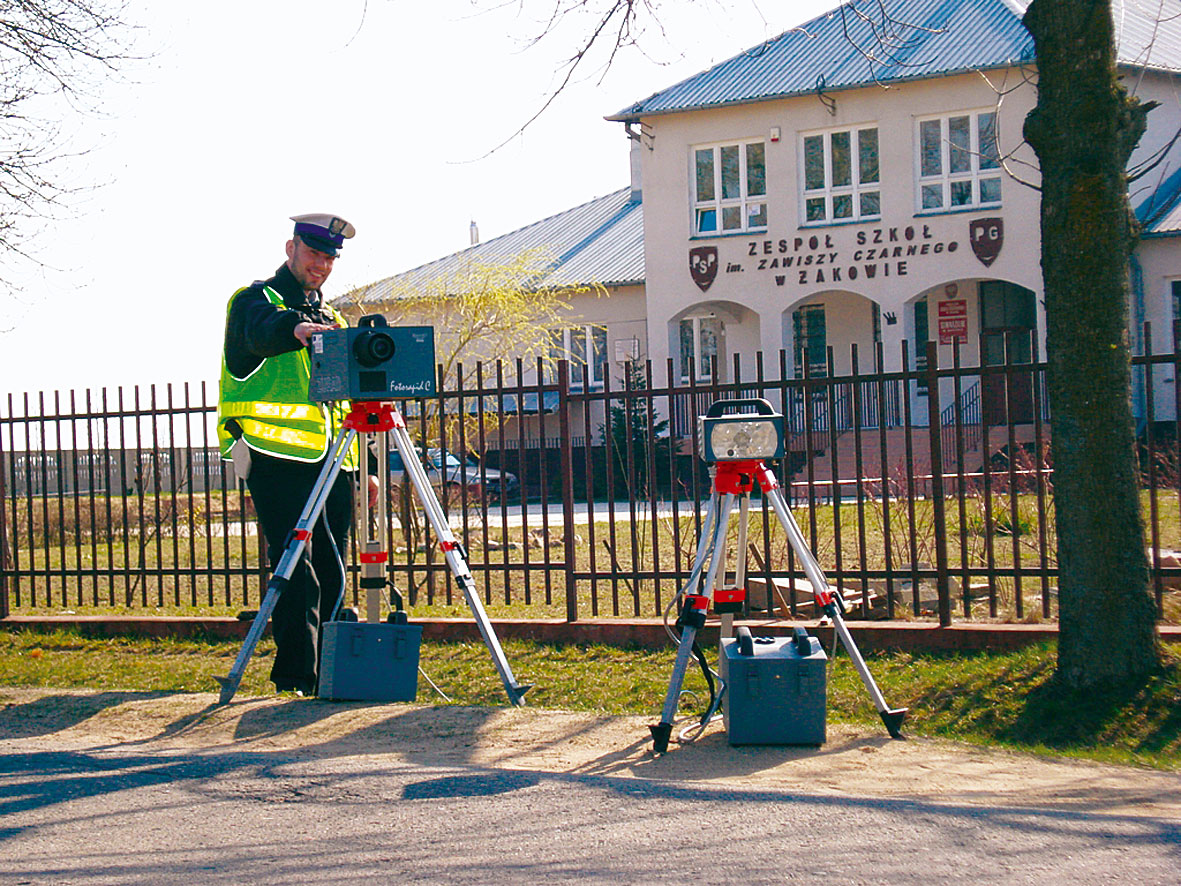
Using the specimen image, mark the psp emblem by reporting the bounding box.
[969,218,1004,267]
[689,246,719,292]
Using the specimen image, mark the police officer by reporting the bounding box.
[218,213,360,696]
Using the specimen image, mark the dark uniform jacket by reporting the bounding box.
[223,263,338,380]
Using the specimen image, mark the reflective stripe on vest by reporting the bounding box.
[217,285,359,468]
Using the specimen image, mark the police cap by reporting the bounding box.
[290,213,356,257]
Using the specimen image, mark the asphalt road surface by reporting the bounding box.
[1,740,1178,885]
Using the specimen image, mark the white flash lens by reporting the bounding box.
[709,420,779,459]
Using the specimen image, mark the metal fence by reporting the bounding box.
[2,333,1179,625]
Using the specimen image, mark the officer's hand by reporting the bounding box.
[294,321,340,347]
[368,475,379,508]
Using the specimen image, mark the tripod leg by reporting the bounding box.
[355,426,390,624]
[828,605,906,737]
[762,476,906,738]
[651,492,732,752]
[650,611,704,753]
[389,421,530,706]
[215,429,357,705]
[699,493,736,607]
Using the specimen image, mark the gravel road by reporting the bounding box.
[0,689,1177,885]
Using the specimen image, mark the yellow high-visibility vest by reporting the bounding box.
[217,285,359,468]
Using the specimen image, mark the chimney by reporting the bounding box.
[469,220,479,246]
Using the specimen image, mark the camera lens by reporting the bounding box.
[353,330,396,367]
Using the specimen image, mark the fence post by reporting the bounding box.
[925,341,951,626]
[0,426,8,619]
[558,360,578,622]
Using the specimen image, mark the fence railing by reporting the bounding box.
[2,333,1179,626]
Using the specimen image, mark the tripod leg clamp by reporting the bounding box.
[676,594,709,630]
[815,587,846,619]
[713,586,745,614]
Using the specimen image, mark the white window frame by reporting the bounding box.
[691,139,768,236]
[915,109,1002,212]
[799,124,881,225]
[549,324,607,390]
[679,315,723,382]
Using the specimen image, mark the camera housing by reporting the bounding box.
[308,314,436,402]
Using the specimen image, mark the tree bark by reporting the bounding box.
[1023,0,1160,685]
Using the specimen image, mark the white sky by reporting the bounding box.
[0,0,835,399]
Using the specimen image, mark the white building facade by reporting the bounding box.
[607,0,1181,425]
[353,0,1181,442]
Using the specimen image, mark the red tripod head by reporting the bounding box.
[343,401,403,433]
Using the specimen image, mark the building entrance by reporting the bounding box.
[980,281,1036,424]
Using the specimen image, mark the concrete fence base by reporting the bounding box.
[3,614,1179,653]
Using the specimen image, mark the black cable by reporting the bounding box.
[318,507,348,622]
[690,639,717,724]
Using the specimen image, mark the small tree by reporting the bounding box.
[343,246,598,446]
[602,359,672,500]
[339,248,600,560]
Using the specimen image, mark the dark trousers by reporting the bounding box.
[246,450,354,692]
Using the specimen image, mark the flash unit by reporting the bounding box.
[698,398,785,463]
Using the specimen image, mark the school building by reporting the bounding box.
[345,0,1181,457]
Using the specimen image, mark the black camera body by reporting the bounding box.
[307,314,436,402]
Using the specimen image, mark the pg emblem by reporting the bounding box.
[970,218,1004,267]
[689,246,718,292]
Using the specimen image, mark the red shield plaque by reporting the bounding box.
[969,218,1004,267]
[689,246,718,292]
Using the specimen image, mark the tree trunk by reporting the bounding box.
[1023,0,1160,685]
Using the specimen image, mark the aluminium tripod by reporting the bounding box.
[215,400,530,707]
[649,457,906,753]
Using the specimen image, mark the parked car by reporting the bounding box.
[387,448,519,502]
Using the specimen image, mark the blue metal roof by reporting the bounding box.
[1137,166,1181,236]
[348,188,644,307]
[1114,0,1181,71]
[608,0,1181,122]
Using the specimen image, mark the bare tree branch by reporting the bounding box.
[0,0,138,280]
[978,65,1043,192]
[1128,113,1180,183]
[471,0,655,159]
[475,0,963,154]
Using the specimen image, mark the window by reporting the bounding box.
[916,110,1001,211]
[549,325,607,389]
[693,140,767,235]
[801,126,880,224]
[1171,280,1181,323]
[679,316,723,381]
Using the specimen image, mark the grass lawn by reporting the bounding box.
[7,490,1180,623]
[1,627,1177,771]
